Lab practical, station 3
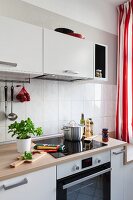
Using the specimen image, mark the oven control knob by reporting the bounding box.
[95,158,101,164]
[73,164,80,171]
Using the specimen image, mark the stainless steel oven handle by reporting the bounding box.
[63,168,112,190]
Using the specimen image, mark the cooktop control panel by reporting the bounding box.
[57,151,110,179]
[82,157,92,169]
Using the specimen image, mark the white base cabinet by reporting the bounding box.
[111,147,125,200]
[0,166,56,200]
[0,16,43,74]
[124,162,133,200]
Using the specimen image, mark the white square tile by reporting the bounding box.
[103,117,115,132]
[94,84,103,101]
[6,101,26,127]
[44,80,59,100]
[0,102,6,126]
[44,100,58,121]
[84,83,95,101]
[5,127,16,141]
[84,100,95,118]
[108,101,115,117]
[71,82,85,101]
[43,121,59,135]
[26,79,43,102]
[0,82,5,102]
[71,101,84,123]
[112,85,117,101]
[25,101,44,127]
[112,101,116,116]
[102,84,112,101]
[59,100,71,121]
[103,101,115,117]
[59,81,72,100]
[0,126,6,142]
[93,117,103,135]
[94,101,105,117]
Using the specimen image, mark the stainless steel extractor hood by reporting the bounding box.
[34,73,89,82]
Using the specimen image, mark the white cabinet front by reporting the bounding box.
[124,161,133,200]
[111,147,125,200]
[44,29,94,78]
[0,17,43,74]
[0,166,56,200]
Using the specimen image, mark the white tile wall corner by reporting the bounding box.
[0,80,117,143]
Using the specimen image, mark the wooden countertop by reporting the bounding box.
[0,136,127,181]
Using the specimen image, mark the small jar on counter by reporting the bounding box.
[102,128,109,142]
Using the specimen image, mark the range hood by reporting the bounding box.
[34,73,89,82]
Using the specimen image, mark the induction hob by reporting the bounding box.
[34,136,108,158]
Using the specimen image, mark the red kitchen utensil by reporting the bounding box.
[16,86,30,102]
[68,32,85,39]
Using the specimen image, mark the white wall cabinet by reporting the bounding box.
[0,166,56,200]
[111,147,125,200]
[44,29,94,78]
[0,16,43,74]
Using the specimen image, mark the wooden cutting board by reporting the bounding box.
[10,152,47,168]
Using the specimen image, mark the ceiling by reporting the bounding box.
[106,0,127,5]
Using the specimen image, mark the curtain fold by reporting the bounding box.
[116,0,133,142]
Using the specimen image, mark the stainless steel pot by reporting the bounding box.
[63,121,84,141]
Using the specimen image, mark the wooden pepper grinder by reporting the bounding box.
[85,118,91,138]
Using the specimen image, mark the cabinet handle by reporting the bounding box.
[2,178,28,190]
[0,61,17,67]
[113,149,125,155]
[63,70,79,75]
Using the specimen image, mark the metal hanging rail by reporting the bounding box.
[0,78,30,84]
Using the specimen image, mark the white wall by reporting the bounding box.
[22,0,117,35]
[0,0,117,85]
[0,80,116,142]
[0,1,117,143]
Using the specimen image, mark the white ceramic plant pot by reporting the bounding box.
[17,138,31,153]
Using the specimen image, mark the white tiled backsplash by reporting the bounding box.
[0,79,116,143]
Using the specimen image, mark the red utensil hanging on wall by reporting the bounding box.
[16,86,30,102]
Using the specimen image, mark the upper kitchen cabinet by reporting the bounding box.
[43,29,94,79]
[0,17,43,74]
[94,43,108,80]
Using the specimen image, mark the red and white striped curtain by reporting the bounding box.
[116,0,133,142]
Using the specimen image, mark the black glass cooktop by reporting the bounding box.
[34,137,107,158]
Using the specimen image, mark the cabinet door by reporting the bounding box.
[111,147,125,200]
[0,16,43,74]
[44,29,94,78]
[124,162,133,200]
[0,166,56,200]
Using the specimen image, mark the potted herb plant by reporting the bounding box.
[8,118,43,153]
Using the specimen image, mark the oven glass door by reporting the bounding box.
[57,163,111,200]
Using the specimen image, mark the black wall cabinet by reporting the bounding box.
[95,44,107,79]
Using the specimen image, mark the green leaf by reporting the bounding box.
[8,118,43,139]
[22,151,32,160]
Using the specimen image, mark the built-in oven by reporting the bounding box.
[57,151,111,200]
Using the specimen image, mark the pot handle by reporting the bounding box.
[69,120,77,127]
